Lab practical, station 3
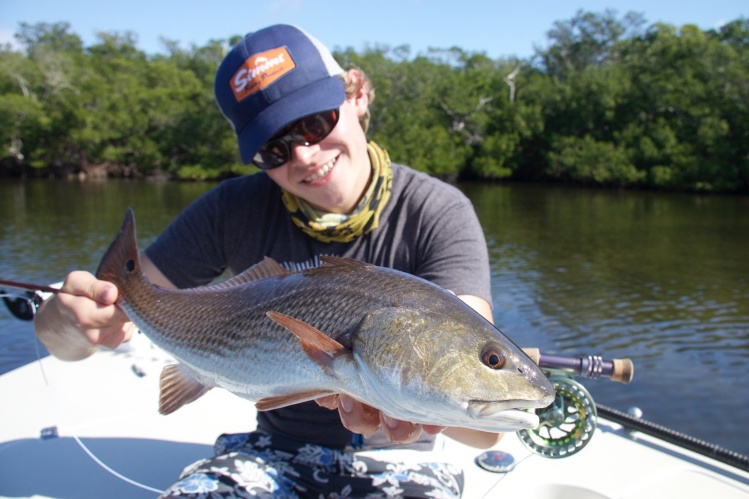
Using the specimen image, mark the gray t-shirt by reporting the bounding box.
[146,162,491,448]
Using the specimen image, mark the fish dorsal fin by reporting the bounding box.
[256,390,337,411]
[320,255,373,269]
[198,257,292,291]
[158,364,212,415]
[266,311,348,370]
[308,256,374,275]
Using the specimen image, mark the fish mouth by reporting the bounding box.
[467,400,543,430]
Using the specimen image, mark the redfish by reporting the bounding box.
[96,209,554,431]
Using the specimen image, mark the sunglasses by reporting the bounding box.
[252,108,340,169]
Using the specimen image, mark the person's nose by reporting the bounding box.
[289,141,319,166]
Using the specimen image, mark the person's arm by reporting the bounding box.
[457,294,493,325]
[34,253,173,361]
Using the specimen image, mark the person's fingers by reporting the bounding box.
[316,394,444,444]
[61,271,119,304]
[54,271,131,348]
[380,413,422,444]
[337,395,380,437]
[314,394,340,410]
[56,291,128,330]
[96,321,137,350]
[422,424,447,435]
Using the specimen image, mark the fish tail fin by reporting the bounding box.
[95,209,141,289]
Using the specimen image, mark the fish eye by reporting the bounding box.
[126,260,135,272]
[481,348,506,370]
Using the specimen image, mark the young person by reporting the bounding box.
[35,24,499,497]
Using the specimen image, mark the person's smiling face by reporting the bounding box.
[265,91,372,214]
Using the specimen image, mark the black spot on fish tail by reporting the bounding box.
[95,209,142,287]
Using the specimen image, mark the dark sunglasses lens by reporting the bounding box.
[253,109,339,169]
[253,139,289,169]
[291,109,338,144]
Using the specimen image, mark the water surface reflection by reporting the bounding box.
[462,183,749,454]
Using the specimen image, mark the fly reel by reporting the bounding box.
[517,373,597,458]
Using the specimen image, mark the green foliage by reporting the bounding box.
[1,14,748,193]
[538,9,646,80]
[548,135,644,185]
[0,22,243,178]
[176,162,257,181]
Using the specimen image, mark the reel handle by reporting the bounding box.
[523,348,634,384]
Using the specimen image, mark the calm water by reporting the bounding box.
[1,179,748,456]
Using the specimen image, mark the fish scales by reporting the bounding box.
[127,258,451,357]
[96,209,555,431]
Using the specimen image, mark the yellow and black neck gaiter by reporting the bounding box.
[281,142,393,243]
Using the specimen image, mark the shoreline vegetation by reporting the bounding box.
[1,10,748,193]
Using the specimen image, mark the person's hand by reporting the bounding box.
[316,394,447,443]
[35,271,135,360]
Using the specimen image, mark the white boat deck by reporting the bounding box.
[1,334,747,498]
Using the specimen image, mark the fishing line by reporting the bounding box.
[478,451,535,499]
[430,426,536,499]
[18,293,167,495]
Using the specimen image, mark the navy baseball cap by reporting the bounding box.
[214,25,346,164]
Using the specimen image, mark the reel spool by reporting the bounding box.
[517,373,597,458]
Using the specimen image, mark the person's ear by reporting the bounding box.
[345,69,369,116]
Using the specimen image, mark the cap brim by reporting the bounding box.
[237,76,345,164]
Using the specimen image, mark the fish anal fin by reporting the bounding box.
[266,311,348,370]
[159,364,212,415]
[256,390,337,411]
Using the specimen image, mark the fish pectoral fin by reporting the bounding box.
[266,311,349,370]
[158,364,212,415]
[256,390,337,411]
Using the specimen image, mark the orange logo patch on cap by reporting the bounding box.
[231,47,296,101]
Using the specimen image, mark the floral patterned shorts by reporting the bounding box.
[159,431,464,498]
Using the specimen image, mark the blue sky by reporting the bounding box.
[1,0,746,60]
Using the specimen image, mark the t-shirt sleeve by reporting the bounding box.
[414,184,492,306]
[145,186,228,289]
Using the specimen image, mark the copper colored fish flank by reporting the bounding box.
[95,209,555,432]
